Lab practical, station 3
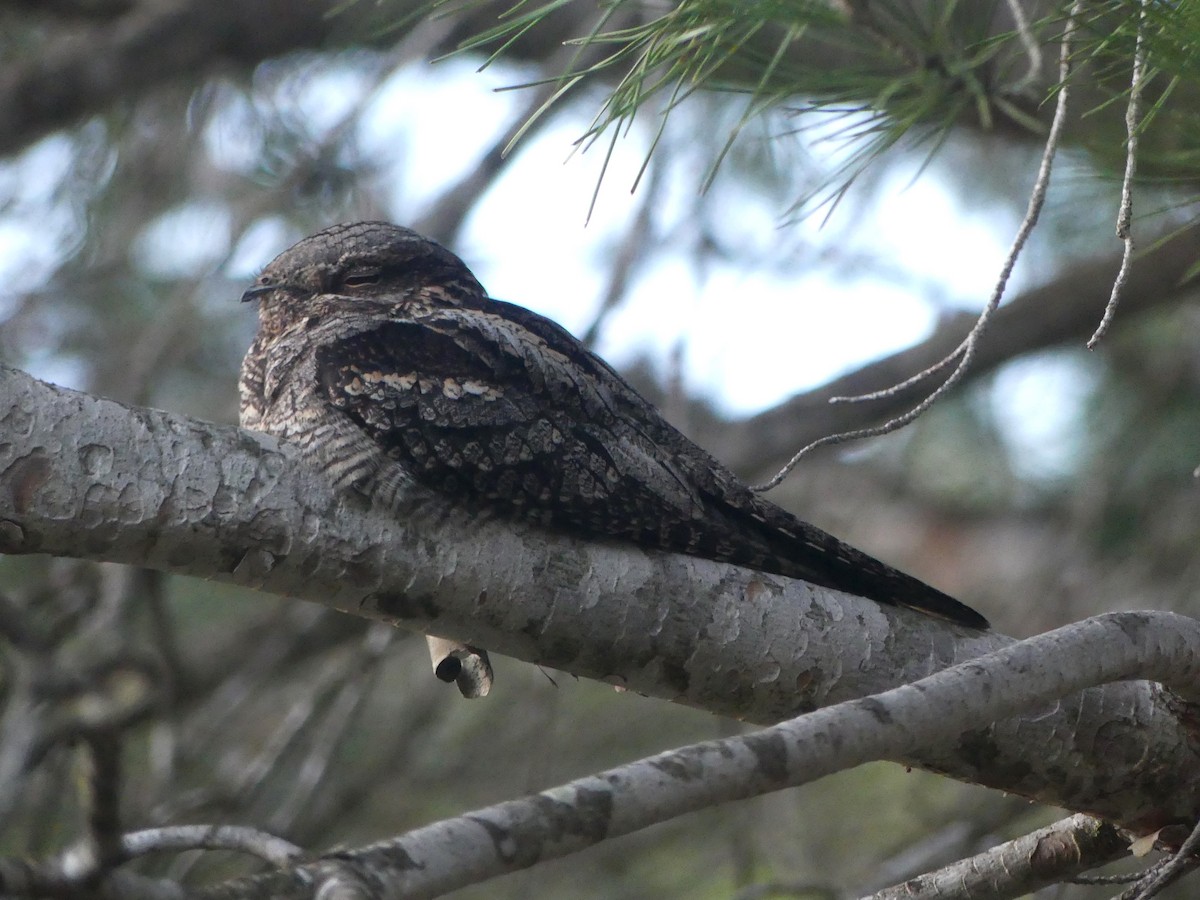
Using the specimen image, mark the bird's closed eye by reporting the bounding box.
[342,268,382,288]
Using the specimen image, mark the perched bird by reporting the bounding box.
[239,222,988,686]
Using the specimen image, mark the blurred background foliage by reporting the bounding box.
[2,0,1200,896]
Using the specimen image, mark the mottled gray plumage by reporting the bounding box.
[239,221,988,630]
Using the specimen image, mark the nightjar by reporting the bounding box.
[239,221,988,678]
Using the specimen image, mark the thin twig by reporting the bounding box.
[1072,870,1150,885]
[754,0,1085,493]
[829,343,967,403]
[1087,0,1150,350]
[1117,818,1200,899]
[223,640,359,804]
[121,825,304,868]
[181,604,327,750]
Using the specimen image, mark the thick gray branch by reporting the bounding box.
[3,365,1200,834]
[866,814,1129,900]
[196,613,1200,898]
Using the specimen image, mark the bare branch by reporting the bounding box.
[1118,817,1200,899]
[192,612,1200,898]
[4,366,1200,830]
[0,0,344,157]
[1087,0,1151,350]
[80,731,124,874]
[120,825,304,868]
[866,814,1129,900]
[1003,0,1044,94]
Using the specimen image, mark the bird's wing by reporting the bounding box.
[315,306,711,534]
[316,303,988,630]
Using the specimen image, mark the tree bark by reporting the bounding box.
[3,364,1200,836]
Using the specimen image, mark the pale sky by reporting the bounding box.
[352,59,1023,414]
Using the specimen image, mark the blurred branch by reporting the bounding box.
[0,619,60,823]
[1087,0,1150,350]
[79,730,124,875]
[719,220,1200,478]
[120,825,303,867]
[0,0,612,161]
[0,859,181,900]
[0,0,347,157]
[264,624,393,833]
[580,155,663,350]
[733,880,838,900]
[36,659,159,758]
[1003,0,1044,94]
[290,669,450,844]
[146,606,358,825]
[178,605,332,751]
[5,366,1200,831]
[220,638,364,805]
[853,797,1034,894]
[0,589,47,651]
[0,824,301,899]
[0,0,1111,173]
[1,0,134,18]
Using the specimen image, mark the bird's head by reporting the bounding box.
[242,221,487,334]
